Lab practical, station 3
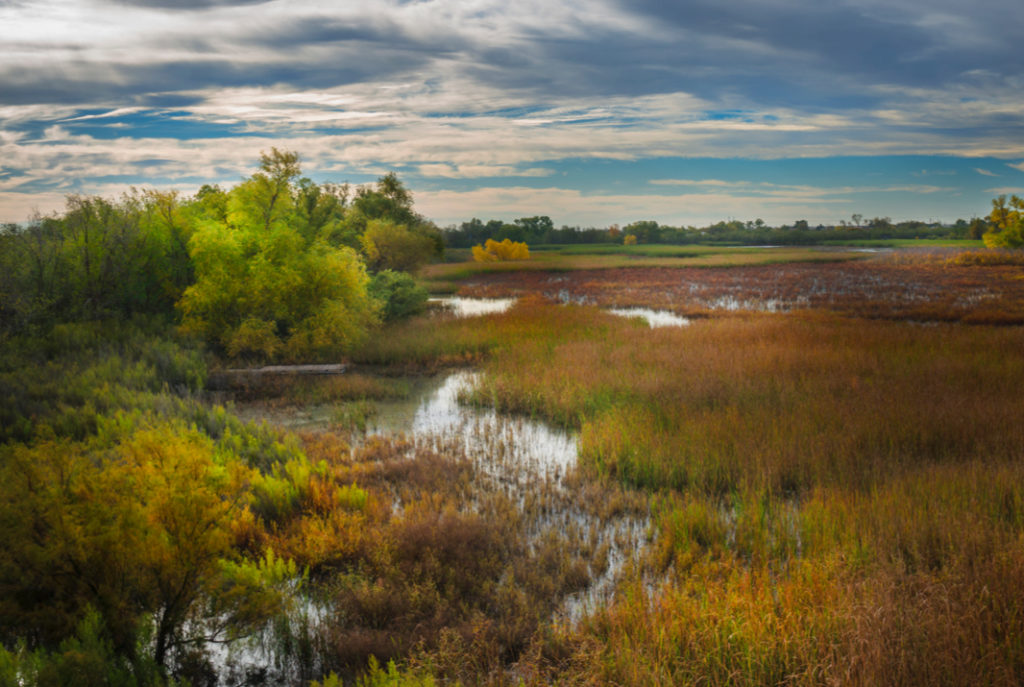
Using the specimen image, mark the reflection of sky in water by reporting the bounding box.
[233,369,647,625]
[608,307,690,328]
[430,297,516,317]
[375,370,578,481]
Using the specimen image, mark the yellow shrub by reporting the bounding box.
[472,238,530,262]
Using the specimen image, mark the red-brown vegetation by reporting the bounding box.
[457,255,1024,323]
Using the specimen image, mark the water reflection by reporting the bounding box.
[608,307,690,328]
[430,297,516,317]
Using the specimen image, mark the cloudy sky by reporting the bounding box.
[2,0,1023,227]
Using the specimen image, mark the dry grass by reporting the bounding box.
[351,294,1024,685]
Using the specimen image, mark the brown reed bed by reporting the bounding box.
[451,255,1024,324]
[342,293,1024,685]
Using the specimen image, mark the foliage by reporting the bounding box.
[343,173,443,260]
[443,214,973,250]
[0,423,289,670]
[983,194,1024,248]
[360,219,436,273]
[367,270,429,321]
[179,151,379,362]
[0,191,193,335]
[471,238,530,262]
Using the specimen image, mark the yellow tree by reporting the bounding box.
[360,218,436,273]
[0,424,289,672]
[983,195,1024,248]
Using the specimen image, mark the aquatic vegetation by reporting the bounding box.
[453,254,1024,323]
[347,291,1024,684]
[6,245,1024,685]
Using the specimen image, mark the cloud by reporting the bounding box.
[648,179,950,197]
[415,185,871,228]
[1,0,1023,224]
[974,168,998,176]
[417,163,553,178]
[985,187,1024,196]
[1008,162,1024,172]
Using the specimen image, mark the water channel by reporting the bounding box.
[216,298,657,680]
[222,362,651,682]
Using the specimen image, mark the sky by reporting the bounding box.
[2,0,1024,228]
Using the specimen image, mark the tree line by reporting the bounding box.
[0,149,441,361]
[442,214,997,248]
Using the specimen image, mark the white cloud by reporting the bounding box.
[648,179,949,197]
[984,187,1024,196]
[416,185,892,228]
[973,167,998,176]
[1,0,1023,226]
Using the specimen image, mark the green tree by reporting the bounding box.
[360,219,436,273]
[344,174,444,261]
[179,152,378,362]
[968,217,989,240]
[367,270,429,321]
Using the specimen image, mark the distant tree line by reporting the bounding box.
[443,214,992,248]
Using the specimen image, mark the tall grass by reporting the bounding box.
[356,297,1024,684]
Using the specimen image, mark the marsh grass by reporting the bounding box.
[219,372,413,405]
[347,295,1024,684]
[448,255,1024,323]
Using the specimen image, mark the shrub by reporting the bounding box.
[368,270,429,321]
[471,239,529,262]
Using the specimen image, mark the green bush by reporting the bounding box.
[368,270,429,321]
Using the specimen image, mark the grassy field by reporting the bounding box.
[819,238,985,248]
[343,245,1024,684]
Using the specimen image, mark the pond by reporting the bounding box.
[432,296,690,328]
[429,296,516,317]
[607,307,690,328]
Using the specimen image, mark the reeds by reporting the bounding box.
[354,295,1024,684]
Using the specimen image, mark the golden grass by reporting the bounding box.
[354,296,1024,684]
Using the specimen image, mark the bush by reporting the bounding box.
[368,270,429,321]
[471,239,529,262]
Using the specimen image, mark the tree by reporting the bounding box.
[0,191,196,330]
[983,195,1024,248]
[360,219,436,273]
[179,151,379,362]
[968,217,989,240]
[0,425,287,672]
[245,148,301,233]
[368,270,429,321]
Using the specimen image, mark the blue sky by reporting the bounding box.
[2,0,1024,227]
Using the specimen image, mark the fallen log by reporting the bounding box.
[207,363,347,390]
